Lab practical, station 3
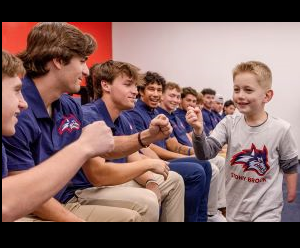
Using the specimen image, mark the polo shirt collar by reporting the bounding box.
[22,76,62,119]
[94,99,120,129]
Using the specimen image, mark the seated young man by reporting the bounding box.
[127,71,213,222]
[158,82,226,221]
[1,50,114,222]
[76,61,185,222]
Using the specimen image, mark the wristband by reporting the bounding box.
[145,179,158,187]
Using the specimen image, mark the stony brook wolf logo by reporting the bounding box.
[58,114,81,135]
[230,144,269,176]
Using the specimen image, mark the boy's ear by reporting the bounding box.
[264,89,274,103]
[101,80,111,94]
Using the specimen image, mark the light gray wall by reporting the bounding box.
[113,22,300,154]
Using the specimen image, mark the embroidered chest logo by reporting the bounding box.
[58,114,81,135]
[230,144,269,176]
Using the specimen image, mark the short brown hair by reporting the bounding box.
[233,61,272,89]
[165,82,181,93]
[2,50,25,79]
[18,22,97,78]
[181,87,198,99]
[87,60,140,100]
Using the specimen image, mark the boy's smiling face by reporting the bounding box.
[233,72,272,116]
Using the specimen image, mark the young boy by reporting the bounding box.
[187,61,298,222]
[2,50,114,222]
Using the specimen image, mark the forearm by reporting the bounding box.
[167,142,193,156]
[83,158,154,187]
[285,172,298,203]
[150,144,186,161]
[102,130,155,160]
[192,131,221,160]
[140,148,160,159]
[2,142,89,222]
[134,171,155,187]
[33,198,83,222]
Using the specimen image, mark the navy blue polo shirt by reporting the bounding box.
[174,108,193,133]
[126,99,172,149]
[201,108,219,135]
[2,76,83,202]
[212,110,223,123]
[2,144,8,178]
[62,99,138,203]
[157,107,192,147]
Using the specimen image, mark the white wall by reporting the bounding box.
[113,22,300,155]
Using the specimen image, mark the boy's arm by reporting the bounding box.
[281,156,299,203]
[192,132,222,160]
[285,173,298,203]
[187,107,223,160]
[278,126,299,203]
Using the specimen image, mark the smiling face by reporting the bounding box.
[107,74,138,111]
[140,82,163,109]
[56,56,89,94]
[161,88,181,113]
[233,72,271,116]
[2,76,28,136]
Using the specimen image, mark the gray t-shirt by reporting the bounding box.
[193,113,298,222]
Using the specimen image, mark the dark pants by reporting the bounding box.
[169,157,212,222]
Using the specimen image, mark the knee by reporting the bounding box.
[140,190,160,222]
[168,171,185,189]
[127,210,143,222]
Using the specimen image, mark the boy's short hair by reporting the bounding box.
[165,82,181,93]
[181,87,198,99]
[201,88,216,96]
[138,71,166,93]
[18,22,97,78]
[2,50,25,79]
[233,61,272,89]
[87,60,140,100]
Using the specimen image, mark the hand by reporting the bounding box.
[149,114,173,141]
[186,107,203,135]
[146,159,170,180]
[146,182,162,206]
[80,121,114,157]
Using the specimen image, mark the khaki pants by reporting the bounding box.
[74,171,184,222]
[17,171,184,222]
[16,204,142,222]
[120,171,185,222]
